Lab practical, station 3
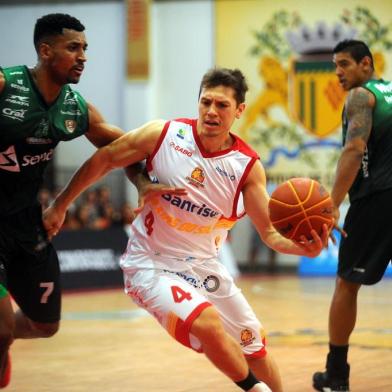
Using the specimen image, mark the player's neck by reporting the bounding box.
[30,66,63,105]
[199,133,234,153]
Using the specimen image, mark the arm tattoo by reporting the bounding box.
[345,87,373,143]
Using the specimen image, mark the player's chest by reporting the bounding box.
[153,140,241,200]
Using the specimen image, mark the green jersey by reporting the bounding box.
[342,78,392,202]
[0,65,89,216]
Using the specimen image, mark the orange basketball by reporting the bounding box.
[268,178,334,241]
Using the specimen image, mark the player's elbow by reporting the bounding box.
[93,146,117,174]
[342,143,365,163]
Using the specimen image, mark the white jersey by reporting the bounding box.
[122,118,258,269]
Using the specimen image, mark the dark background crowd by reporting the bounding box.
[38,186,135,232]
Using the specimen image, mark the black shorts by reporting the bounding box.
[0,205,61,323]
[339,189,392,285]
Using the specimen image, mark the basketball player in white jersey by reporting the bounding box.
[43,68,329,392]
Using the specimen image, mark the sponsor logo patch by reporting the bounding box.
[5,94,29,107]
[2,107,27,121]
[169,141,192,157]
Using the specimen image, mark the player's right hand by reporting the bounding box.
[329,206,347,245]
[135,183,188,214]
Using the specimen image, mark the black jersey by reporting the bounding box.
[342,79,392,202]
[0,65,89,216]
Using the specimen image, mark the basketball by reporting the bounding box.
[268,178,334,241]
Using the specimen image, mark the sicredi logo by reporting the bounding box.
[21,149,54,166]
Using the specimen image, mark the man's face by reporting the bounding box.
[198,85,245,138]
[42,28,87,85]
[333,51,369,91]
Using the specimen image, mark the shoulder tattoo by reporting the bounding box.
[345,88,373,143]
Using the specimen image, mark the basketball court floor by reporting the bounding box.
[8,275,392,391]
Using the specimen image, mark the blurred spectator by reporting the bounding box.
[40,185,127,232]
[82,189,100,223]
[74,202,98,229]
[96,185,111,214]
[95,202,121,229]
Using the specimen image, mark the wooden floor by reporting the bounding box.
[7,275,392,391]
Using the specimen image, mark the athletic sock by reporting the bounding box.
[327,343,349,378]
[247,382,272,392]
[235,370,259,391]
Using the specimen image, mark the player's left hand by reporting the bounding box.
[294,223,330,257]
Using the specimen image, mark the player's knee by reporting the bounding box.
[31,321,60,338]
[190,306,225,341]
[0,326,14,350]
[0,314,15,348]
[336,277,361,295]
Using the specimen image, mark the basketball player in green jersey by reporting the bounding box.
[313,40,392,391]
[0,13,183,388]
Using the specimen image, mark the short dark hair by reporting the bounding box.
[333,39,374,69]
[33,13,85,51]
[199,68,248,105]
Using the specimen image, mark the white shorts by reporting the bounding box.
[122,253,267,357]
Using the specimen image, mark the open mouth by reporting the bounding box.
[72,66,84,75]
[204,120,219,127]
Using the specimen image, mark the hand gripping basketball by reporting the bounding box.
[268,177,334,241]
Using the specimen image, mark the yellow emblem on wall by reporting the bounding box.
[289,59,345,137]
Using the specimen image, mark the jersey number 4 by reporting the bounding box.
[171,286,192,303]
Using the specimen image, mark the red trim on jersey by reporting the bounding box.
[176,301,211,352]
[230,156,258,218]
[192,120,255,158]
[146,120,170,171]
[174,118,194,125]
[231,132,260,159]
[244,347,267,359]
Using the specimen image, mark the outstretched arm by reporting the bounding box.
[242,160,328,257]
[86,103,153,185]
[44,119,164,237]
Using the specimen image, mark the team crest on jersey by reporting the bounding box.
[240,328,256,347]
[65,120,76,133]
[186,166,205,188]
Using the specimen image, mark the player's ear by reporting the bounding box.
[236,103,246,119]
[38,42,53,60]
